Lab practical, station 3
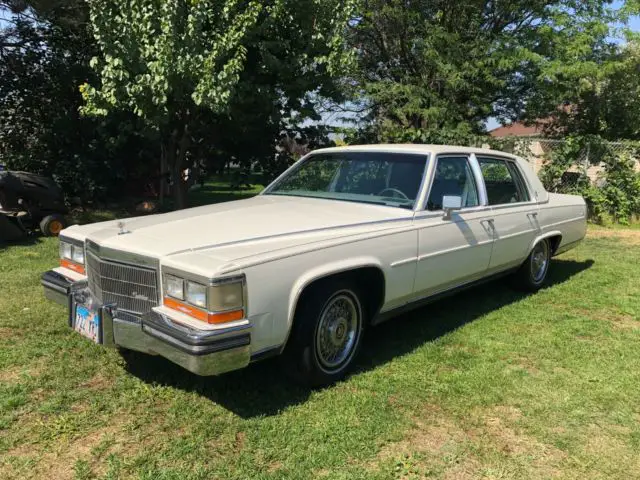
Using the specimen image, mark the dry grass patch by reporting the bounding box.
[503,356,541,376]
[369,404,570,479]
[0,326,22,342]
[575,307,639,331]
[0,403,175,480]
[476,407,565,464]
[2,425,120,480]
[79,373,115,391]
[371,405,480,478]
[0,359,46,384]
[587,228,640,245]
[579,424,640,477]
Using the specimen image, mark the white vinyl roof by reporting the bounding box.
[313,143,518,159]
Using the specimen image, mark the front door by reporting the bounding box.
[413,155,494,297]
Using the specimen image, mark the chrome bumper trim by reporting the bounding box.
[41,270,83,306]
[41,270,252,376]
[112,309,251,375]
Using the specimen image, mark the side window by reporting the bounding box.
[427,156,479,211]
[478,157,529,205]
[506,162,531,202]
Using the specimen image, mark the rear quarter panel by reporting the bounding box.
[537,193,587,253]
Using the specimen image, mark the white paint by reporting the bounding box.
[57,144,586,357]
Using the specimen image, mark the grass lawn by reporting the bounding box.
[1,191,640,478]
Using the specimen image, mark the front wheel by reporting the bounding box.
[514,239,551,291]
[282,279,365,387]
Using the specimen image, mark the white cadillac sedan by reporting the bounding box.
[42,145,587,386]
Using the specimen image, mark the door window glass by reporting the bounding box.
[427,156,479,211]
[478,157,529,205]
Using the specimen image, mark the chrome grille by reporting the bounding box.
[86,251,159,316]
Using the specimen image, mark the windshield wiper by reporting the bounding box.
[395,203,414,210]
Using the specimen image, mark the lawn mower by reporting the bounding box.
[0,170,68,242]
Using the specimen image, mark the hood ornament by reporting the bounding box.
[117,221,131,235]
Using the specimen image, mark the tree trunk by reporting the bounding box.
[171,122,191,210]
[172,166,188,210]
[159,143,167,204]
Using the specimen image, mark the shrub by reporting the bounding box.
[539,136,640,225]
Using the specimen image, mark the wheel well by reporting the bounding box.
[295,267,386,325]
[546,235,562,255]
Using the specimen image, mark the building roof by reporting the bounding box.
[488,122,544,137]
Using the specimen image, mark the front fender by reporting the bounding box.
[286,256,385,329]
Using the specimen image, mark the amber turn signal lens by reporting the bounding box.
[61,258,86,275]
[206,309,244,324]
[163,297,244,324]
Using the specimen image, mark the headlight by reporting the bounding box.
[208,280,244,312]
[60,241,73,260]
[60,240,84,265]
[163,273,245,324]
[164,274,184,300]
[71,245,85,264]
[186,281,207,308]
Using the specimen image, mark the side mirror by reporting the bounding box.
[442,195,462,220]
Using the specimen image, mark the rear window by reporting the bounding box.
[477,157,530,205]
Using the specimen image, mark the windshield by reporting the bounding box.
[264,152,428,209]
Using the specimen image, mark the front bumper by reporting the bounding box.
[41,269,251,376]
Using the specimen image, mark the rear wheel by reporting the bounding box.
[514,239,551,291]
[40,214,67,237]
[282,279,365,387]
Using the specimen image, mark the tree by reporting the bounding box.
[82,0,356,209]
[347,1,620,143]
[534,41,640,140]
[0,1,160,201]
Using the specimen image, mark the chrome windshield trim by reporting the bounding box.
[261,150,430,210]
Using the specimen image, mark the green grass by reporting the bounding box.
[1,209,640,478]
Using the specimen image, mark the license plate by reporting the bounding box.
[74,304,101,343]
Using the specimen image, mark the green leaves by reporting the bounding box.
[83,0,257,123]
[349,0,623,141]
[80,0,357,208]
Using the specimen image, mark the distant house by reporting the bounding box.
[487,119,629,182]
[488,121,547,138]
[485,121,551,173]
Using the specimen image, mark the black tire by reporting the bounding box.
[39,214,67,237]
[513,239,551,292]
[282,277,366,387]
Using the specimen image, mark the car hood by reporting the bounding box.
[66,195,413,263]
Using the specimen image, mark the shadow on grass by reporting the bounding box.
[0,234,43,251]
[122,258,594,418]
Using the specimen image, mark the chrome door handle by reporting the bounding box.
[481,219,495,231]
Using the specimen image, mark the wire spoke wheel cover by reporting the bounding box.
[314,290,361,373]
[530,241,550,283]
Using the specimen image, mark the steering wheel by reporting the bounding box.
[377,187,410,200]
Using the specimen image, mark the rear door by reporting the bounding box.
[477,156,540,272]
